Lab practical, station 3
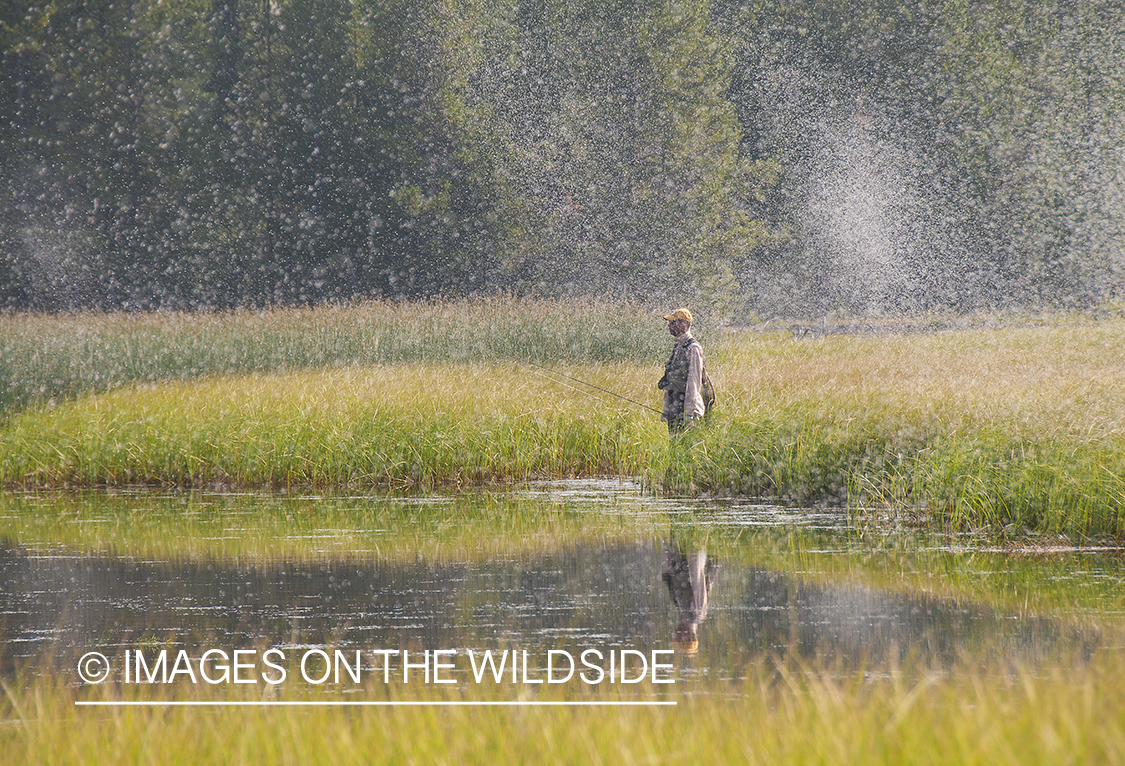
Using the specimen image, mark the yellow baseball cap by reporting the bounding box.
[671,638,699,655]
[662,308,693,323]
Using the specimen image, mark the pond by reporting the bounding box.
[1,480,1122,695]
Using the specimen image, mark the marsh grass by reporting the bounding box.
[3,651,1124,765]
[0,299,666,416]
[3,305,1125,538]
[685,322,1125,538]
[0,363,668,491]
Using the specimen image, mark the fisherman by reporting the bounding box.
[658,308,711,434]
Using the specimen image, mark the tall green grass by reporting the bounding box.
[3,306,1124,538]
[675,323,1125,539]
[0,364,667,490]
[4,651,1123,765]
[0,299,666,416]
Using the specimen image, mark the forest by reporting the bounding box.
[1,0,1122,316]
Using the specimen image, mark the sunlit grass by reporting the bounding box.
[2,305,1124,538]
[0,298,666,416]
[684,323,1125,538]
[3,651,1123,765]
[0,363,668,490]
[6,305,1125,763]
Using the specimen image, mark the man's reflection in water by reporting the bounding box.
[662,542,717,656]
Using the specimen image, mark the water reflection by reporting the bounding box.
[662,543,717,656]
[0,538,1096,680]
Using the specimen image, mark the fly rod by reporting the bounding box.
[525,360,663,415]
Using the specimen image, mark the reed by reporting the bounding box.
[3,651,1122,765]
[0,298,665,416]
[0,364,667,490]
[678,322,1125,539]
[3,305,1124,538]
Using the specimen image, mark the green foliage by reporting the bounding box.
[932,0,1125,305]
[0,0,774,309]
[5,0,1120,312]
[5,651,1125,764]
[724,0,1125,314]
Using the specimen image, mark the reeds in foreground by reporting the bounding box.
[2,651,1122,765]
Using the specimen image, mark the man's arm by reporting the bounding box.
[683,343,706,422]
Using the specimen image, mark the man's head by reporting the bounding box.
[663,308,692,337]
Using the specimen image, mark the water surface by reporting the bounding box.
[1,481,1120,686]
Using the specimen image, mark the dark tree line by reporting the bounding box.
[1,0,1122,314]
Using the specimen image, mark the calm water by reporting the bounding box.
[1,480,1121,687]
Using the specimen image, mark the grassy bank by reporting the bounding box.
[4,652,1123,765]
[2,305,1124,538]
[0,364,666,490]
[685,322,1125,538]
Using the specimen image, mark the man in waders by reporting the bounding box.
[658,308,711,435]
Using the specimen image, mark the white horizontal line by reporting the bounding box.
[76,700,676,707]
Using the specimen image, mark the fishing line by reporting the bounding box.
[526,361,663,415]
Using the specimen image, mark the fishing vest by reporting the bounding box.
[663,338,695,394]
[661,337,716,412]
